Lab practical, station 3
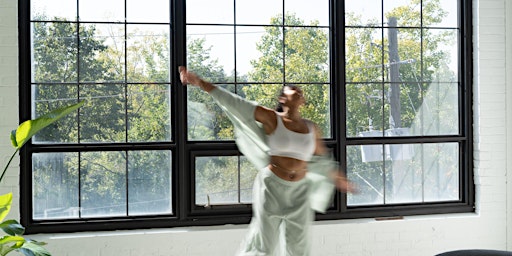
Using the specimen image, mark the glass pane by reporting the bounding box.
[420,83,459,135]
[346,83,384,138]
[187,0,233,24]
[345,0,382,26]
[128,84,172,142]
[384,83,418,135]
[424,143,459,202]
[284,27,329,83]
[32,22,78,83]
[127,25,171,83]
[31,0,76,21]
[423,29,458,83]
[186,25,234,83]
[348,142,460,206]
[81,151,127,217]
[384,143,421,204]
[33,152,79,220]
[187,85,235,141]
[345,27,384,83]
[128,150,172,216]
[302,84,331,138]
[425,0,458,28]
[285,0,328,26]
[384,0,421,27]
[240,156,258,203]
[80,84,126,143]
[79,0,124,22]
[32,84,79,143]
[235,26,265,82]
[79,24,125,83]
[127,0,170,23]
[347,145,385,206]
[237,26,284,83]
[383,27,422,84]
[195,156,239,205]
[236,0,282,25]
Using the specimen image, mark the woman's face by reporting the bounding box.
[280,86,305,106]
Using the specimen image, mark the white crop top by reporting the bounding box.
[267,113,316,161]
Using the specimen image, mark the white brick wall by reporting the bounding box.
[0,0,510,255]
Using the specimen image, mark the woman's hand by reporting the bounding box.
[179,66,216,92]
[179,66,201,86]
[332,171,358,194]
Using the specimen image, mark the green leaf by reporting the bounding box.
[0,220,25,236]
[18,240,51,256]
[9,131,17,148]
[0,193,12,223]
[13,101,85,150]
[0,235,25,246]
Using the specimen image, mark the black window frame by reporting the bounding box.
[18,0,473,234]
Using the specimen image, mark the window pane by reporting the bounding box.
[187,84,235,140]
[127,0,170,23]
[345,0,382,26]
[33,152,79,220]
[79,0,124,22]
[419,83,459,135]
[383,27,422,84]
[423,29,459,83]
[384,83,419,136]
[195,156,240,205]
[128,151,173,216]
[302,84,331,138]
[346,83,384,138]
[240,156,258,203]
[347,143,459,206]
[81,151,127,218]
[235,26,265,81]
[384,0,421,27]
[424,143,459,202]
[127,25,171,83]
[345,27,384,83]
[31,22,78,83]
[236,0,282,25]
[284,27,329,84]
[128,84,172,142]
[187,0,233,24]
[285,0,328,26]
[240,26,284,83]
[425,0,458,28]
[79,24,125,83]
[31,0,77,21]
[186,25,234,83]
[80,84,126,143]
[32,84,79,143]
[347,145,385,206]
[384,144,421,204]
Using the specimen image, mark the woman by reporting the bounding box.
[179,66,355,256]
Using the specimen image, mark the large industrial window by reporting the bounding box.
[19,0,473,233]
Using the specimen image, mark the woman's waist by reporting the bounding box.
[268,156,308,181]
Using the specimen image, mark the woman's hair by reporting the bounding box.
[275,84,301,112]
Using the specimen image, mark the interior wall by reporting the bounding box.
[0,0,509,255]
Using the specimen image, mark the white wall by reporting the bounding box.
[0,0,509,255]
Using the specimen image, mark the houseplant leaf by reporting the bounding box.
[0,194,12,223]
[18,240,51,256]
[0,220,25,236]
[12,101,85,150]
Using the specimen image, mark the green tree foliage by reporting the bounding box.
[245,14,331,136]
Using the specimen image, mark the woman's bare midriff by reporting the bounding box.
[268,156,308,181]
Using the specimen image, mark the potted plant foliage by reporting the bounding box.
[0,101,84,256]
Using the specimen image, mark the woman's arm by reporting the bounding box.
[179,66,216,92]
[312,122,357,193]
